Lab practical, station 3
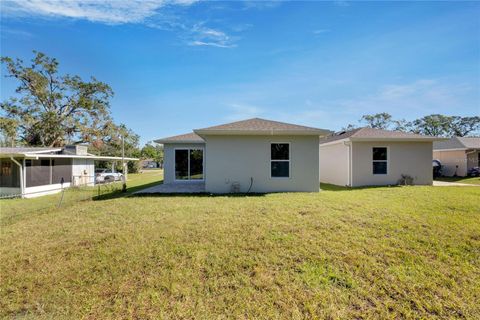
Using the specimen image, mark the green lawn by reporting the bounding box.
[435,176,480,185]
[1,173,479,319]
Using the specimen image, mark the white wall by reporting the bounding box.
[352,141,433,186]
[72,159,95,186]
[319,142,350,186]
[204,135,320,193]
[24,183,72,198]
[163,143,206,184]
[433,150,468,176]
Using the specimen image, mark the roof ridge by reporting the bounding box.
[194,117,327,132]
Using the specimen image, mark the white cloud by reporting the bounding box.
[189,41,234,48]
[2,0,239,48]
[313,29,330,34]
[242,1,282,10]
[188,23,236,48]
[1,0,195,24]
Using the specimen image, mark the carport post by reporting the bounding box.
[10,157,25,198]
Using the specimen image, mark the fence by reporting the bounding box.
[0,176,127,219]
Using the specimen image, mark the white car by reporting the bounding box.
[95,169,123,183]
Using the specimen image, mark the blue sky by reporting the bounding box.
[1,0,479,145]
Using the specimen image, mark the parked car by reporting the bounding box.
[467,167,480,177]
[95,169,123,183]
[432,159,442,178]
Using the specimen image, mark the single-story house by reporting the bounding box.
[319,127,445,187]
[0,145,137,198]
[433,137,480,176]
[140,158,160,169]
[155,118,332,193]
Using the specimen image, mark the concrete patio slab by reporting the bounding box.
[433,181,479,187]
[134,182,206,194]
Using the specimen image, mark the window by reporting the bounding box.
[271,143,290,178]
[175,148,203,180]
[372,147,388,175]
[0,159,20,188]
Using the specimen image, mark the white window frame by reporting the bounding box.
[270,142,291,179]
[372,146,389,175]
[174,147,204,182]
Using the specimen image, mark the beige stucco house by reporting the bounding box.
[433,137,480,176]
[319,128,444,187]
[155,118,331,193]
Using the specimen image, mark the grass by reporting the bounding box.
[1,172,479,319]
[0,170,163,226]
[435,176,480,185]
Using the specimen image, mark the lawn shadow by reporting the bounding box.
[320,183,402,191]
[129,192,267,198]
[93,179,165,201]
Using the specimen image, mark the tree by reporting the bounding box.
[0,117,18,147]
[411,114,453,136]
[1,51,113,147]
[141,143,164,163]
[89,122,141,172]
[449,116,480,137]
[360,113,392,129]
[341,124,358,131]
[392,119,414,132]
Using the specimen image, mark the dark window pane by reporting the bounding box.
[372,147,387,161]
[189,149,203,180]
[26,159,51,187]
[271,161,289,177]
[175,150,189,180]
[373,162,387,174]
[52,158,72,184]
[0,159,20,188]
[271,143,289,160]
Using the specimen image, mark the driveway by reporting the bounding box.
[433,180,479,187]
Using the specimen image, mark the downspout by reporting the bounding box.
[344,141,352,187]
[10,157,24,198]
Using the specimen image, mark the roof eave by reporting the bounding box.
[154,139,205,144]
[350,137,447,142]
[1,153,138,161]
[194,129,332,136]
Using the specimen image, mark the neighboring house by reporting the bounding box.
[0,145,137,198]
[319,127,445,187]
[140,159,159,169]
[155,118,331,193]
[433,137,480,177]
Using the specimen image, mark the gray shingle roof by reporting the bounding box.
[194,118,331,135]
[433,136,480,150]
[320,127,442,144]
[0,147,61,154]
[154,132,204,144]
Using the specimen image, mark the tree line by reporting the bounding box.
[343,113,479,137]
[0,51,168,171]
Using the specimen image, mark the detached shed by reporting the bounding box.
[0,145,137,198]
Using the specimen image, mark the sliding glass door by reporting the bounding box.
[175,148,204,181]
